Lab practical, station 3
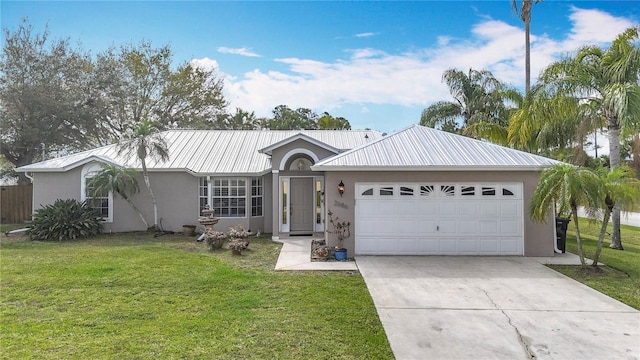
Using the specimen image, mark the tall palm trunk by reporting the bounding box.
[593,203,612,267]
[571,206,587,267]
[141,160,158,231]
[607,116,623,249]
[524,5,531,94]
[632,131,640,178]
[123,196,149,229]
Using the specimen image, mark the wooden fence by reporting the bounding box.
[1,184,33,224]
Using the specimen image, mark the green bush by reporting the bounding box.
[29,199,103,241]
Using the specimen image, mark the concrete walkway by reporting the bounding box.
[357,256,640,360]
[273,238,357,271]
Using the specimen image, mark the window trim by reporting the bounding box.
[251,177,264,217]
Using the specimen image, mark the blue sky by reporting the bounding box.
[2,1,639,134]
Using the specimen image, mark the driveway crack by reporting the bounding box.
[480,288,536,359]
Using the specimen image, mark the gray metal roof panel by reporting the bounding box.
[313,125,560,170]
[17,129,382,173]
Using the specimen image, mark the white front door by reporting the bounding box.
[290,177,314,232]
[355,183,524,255]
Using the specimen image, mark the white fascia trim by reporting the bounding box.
[259,133,340,155]
[310,165,551,172]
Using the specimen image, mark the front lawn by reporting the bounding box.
[549,220,640,310]
[0,233,393,359]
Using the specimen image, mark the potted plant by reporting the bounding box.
[228,239,246,255]
[327,210,351,261]
[227,225,250,255]
[183,224,197,236]
[204,230,226,251]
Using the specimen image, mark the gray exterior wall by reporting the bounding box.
[322,170,555,257]
[30,163,270,235]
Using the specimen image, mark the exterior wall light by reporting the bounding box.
[338,180,345,197]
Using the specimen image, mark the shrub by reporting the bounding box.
[204,230,226,251]
[29,199,103,241]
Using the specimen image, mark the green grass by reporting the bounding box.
[549,219,640,310]
[0,233,393,359]
[0,223,27,233]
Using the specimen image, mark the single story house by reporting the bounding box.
[18,125,559,256]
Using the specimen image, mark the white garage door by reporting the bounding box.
[355,183,524,255]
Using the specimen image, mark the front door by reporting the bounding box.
[290,177,314,232]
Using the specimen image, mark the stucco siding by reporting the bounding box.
[323,171,554,257]
[32,169,83,210]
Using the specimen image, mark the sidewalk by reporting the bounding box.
[578,207,640,227]
[273,238,358,271]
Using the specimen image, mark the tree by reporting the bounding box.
[538,27,640,249]
[511,0,543,94]
[0,19,102,183]
[529,164,602,266]
[264,105,319,130]
[87,165,149,229]
[117,119,169,231]
[219,108,259,130]
[317,112,351,130]
[587,166,640,267]
[94,41,227,140]
[420,68,509,135]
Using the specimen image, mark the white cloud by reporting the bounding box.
[217,47,261,57]
[355,32,378,38]
[196,7,638,122]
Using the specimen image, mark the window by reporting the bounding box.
[362,188,374,196]
[251,177,263,217]
[420,185,435,196]
[441,185,455,196]
[380,186,394,196]
[482,187,496,196]
[213,178,246,217]
[461,186,475,196]
[400,186,414,196]
[81,163,112,222]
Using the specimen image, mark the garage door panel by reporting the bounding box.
[479,220,498,235]
[479,239,499,253]
[458,202,478,216]
[459,238,478,254]
[500,238,521,253]
[500,201,521,217]
[500,220,520,236]
[479,202,499,217]
[355,182,523,256]
[439,202,457,216]
[458,220,479,234]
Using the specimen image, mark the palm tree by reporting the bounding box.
[511,0,542,94]
[587,166,640,266]
[530,163,602,266]
[420,68,508,135]
[87,165,149,229]
[118,119,169,231]
[538,27,640,249]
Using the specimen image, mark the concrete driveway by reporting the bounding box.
[357,256,640,360]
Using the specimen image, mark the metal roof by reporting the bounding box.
[312,125,560,171]
[17,129,382,174]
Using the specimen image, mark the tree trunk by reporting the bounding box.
[124,197,149,230]
[592,206,611,267]
[607,120,623,250]
[524,16,531,94]
[632,131,640,179]
[571,207,586,267]
[141,161,158,231]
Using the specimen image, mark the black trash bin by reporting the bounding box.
[555,217,571,253]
